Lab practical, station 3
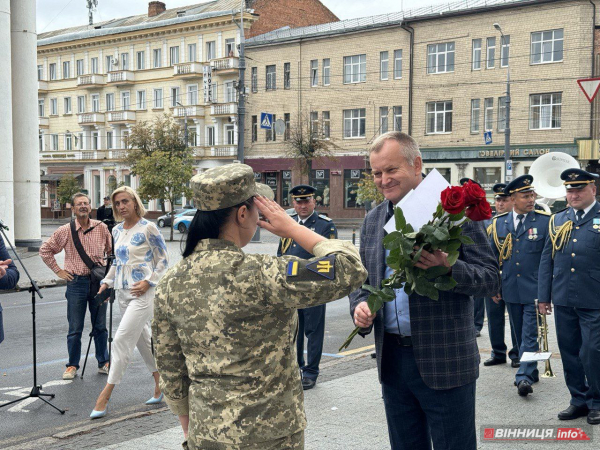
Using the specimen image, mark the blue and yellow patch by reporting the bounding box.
[287,261,299,276]
[286,255,336,281]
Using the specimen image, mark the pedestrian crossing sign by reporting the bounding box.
[260,112,273,130]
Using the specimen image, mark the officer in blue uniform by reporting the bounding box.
[460,178,485,336]
[484,183,520,367]
[277,184,338,390]
[538,168,600,425]
[490,174,550,396]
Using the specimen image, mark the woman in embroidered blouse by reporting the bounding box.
[90,186,168,419]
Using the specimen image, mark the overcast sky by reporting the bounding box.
[36,0,451,34]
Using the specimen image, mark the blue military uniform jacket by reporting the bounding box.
[277,211,338,258]
[490,210,550,304]
[538,202,600,309]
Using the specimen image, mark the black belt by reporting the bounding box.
[385,333,412,347]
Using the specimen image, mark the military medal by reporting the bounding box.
[528,228,537,240]
[594,219,600,230]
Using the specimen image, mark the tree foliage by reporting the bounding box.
[57,174,82,206]
[356,171,385,205]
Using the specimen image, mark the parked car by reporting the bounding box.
[173,209,197,233]
[157,208,192,228]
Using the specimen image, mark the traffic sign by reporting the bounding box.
[506,159,513,176]
[274,119,285,135]
[484,131,492,145]
[260,113,273,130]
[577,77,600,103]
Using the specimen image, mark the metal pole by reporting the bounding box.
[237,1,246,162]
[495,24,511,183]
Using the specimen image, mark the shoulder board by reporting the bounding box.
[551,207,568,216]
[494,212,509,218]
[534,210,551,216]
[318,214,332,222]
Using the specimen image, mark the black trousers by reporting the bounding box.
[484,297,519,361]
[296,304,326,380]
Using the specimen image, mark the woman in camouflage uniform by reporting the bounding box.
[153,163,367,450]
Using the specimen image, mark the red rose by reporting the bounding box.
[441,186,466,215]
[465,200,492,221]
[462,181,486,206]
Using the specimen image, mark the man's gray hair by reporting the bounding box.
[369,131,421,167]
[72,192,90,204]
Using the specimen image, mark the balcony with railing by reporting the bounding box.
[210,145,237,157]
[107,111,136,124]
[210,57,239,73]
[107,71,135,86]
[173,105,204,119]
[78,113,105,125]
[38,80,49,92]
[38,117,49,129]
[210,103,237,116]
[173,62,205,78]
[77,74,106,88]
[40,150,105,161]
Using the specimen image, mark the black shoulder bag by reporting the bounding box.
[70,220,109,295]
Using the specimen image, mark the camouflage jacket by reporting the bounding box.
[152,238,367,448]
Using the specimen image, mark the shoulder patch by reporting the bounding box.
[318,214,332,222]
[286,255,336,281]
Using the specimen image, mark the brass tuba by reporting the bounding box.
[528,152,579,213]
[535,299,555,378]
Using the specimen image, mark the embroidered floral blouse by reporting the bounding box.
[101,219,168,290]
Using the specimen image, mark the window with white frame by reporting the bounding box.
[78,132,83,150]
[171,87,180,107]
[37,65,43,80]
[471,99,480,133]
[91,94,100,112]
[105,56,113,73]
[472,39,482,70]
[92,132,99,150]
[153,88,163,108]
[76,59,84,76]
[284,113,291,141]
[207,126,215,146]
[170,46,180,66]
[188,43,196,62]
[121,53,129,70]
[498,96,508,131]
[486,37,496,69]
[251,67,258,93]
[484,97,494,131]
[501,35,510,67]
[63,61,71,78]
[252,115,257,142]
[322,111,330,138]
[380,51,389,80]
[323,58,330,86]
[136,90,146,110]
[91,57,98,74]
[343,108,366,138]
[49,63,56,80]
[136,51,145,70]
[38,99,44,117]
[393,106,402,131]
[153,49,162,68]
[64,97,72,114]
[50,98,58,115]
[225,81,235,103]
[106,131,113,149]
[189,126,198,146]
[50,134,59,150]
[394,50,402,79]
[530,93,561,129]
[65,133,72,151]
[427,43,455,74]
[225,38,235,56]
[310,111,319,137]
[266,113,276,142]
[206,41,216,61]
[106,93,115,111]
[379,106,388,133]
[226,124,235,145]
[311,60,318,87]
[343,54,366,83]
[121,91,130,110]
[188,84,198,105]
[266,65,276,90]
[531,29,563,64]
[77,95,86,113]
[284,62,291,89]
[426,101,453,134]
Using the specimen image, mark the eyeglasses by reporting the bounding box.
[74,202,90,207]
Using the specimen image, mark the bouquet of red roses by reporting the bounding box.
[339,181,491,351]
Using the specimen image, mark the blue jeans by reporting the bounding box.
[65,275,109,369]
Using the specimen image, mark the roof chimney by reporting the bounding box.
[148,1,166,17]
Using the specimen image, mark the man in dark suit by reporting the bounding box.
[1,235,21,343]
[489,175,550,397]
[96,196,114,223]
[350,132,500,450]
[538,168,600,425]
[277,184,338,390]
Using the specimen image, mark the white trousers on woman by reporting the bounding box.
[107,287,157,385]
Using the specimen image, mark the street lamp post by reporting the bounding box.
[176,101,189,147]
[494,23,511,183]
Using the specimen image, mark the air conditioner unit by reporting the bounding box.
[112,57,119,67]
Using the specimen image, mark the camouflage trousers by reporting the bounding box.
[183,431,304,450]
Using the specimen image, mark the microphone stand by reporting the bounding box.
[0,222,65,414]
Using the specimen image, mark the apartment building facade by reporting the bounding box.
[245,0,597,219]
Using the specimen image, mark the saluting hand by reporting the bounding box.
[255,196,300,238]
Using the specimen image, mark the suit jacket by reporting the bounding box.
[276,211,338,258]
[349,199,500,390]
[1,235,20,343]
[538,202,600,309]
[491,210,550,304]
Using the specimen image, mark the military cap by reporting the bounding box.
[561,168,599,190]
[492,183,509,198]
[504,174,534,195]
[459,177,482,188]
[191,163,273,211]
[290,184,316,200]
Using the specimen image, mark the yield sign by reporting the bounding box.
[577,77,600,103]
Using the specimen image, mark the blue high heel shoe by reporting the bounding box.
[90,400,109,419]
[145,393,164,405]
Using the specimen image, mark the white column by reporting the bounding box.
[43,56,48,80]
[198,35,203,62]
[217,31,223,58]
[146,42,150,69]
[0,0,14,242]
[11,0,41,247]
[99,48,103,73]
[181,37,186,63]
[129,45,134,71]
[162,39,168,67]
[84,50,89,74]
[57,55,62,79]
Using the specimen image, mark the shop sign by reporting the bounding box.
[282,170,292,180]
[477,148,551,158]
[315,170,325,179]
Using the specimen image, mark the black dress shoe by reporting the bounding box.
[511,359,521,368]
[517,380,533,397]
[476,331,481,337]
[302,378,316,390]
[558,405,589,420]
[484,357,507,366]
[588,409,600,425]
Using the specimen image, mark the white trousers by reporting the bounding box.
[107,288,157,385]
